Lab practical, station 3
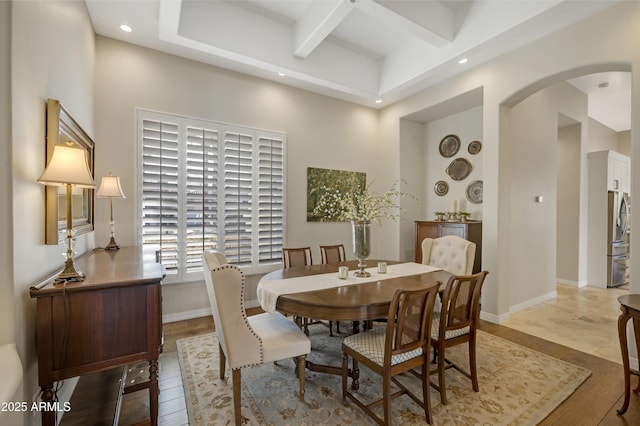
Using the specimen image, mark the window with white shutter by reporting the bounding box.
[137,110,286,283]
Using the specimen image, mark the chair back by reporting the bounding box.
[282,246,313,268]
[439,271,488,336]
[421,235,476,275]
[203,254,261,370]
[319,244,346,265]
[203,250,228,268]
[384,284,439,364]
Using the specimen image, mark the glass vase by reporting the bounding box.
[351,219,371,277]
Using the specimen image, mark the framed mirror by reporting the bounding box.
[44,99,95,245]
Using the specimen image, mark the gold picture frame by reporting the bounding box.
[44,99,95,245]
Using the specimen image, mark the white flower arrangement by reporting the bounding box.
[311,180,414,224]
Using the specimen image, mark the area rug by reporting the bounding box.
[177,326,591,425]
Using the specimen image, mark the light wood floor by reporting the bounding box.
[61,289,640,425]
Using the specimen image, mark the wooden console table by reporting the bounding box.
[617,294,640,415]
[30,247,164,426]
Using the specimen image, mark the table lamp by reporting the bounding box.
[38,143,95,283]
[96,172,126,250]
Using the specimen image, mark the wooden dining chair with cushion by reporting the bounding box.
[282,246,328,335]
[421,235,476,275]
[430,270,488,405]
[203,250,311,425]
[341,283,440,425]
[282,246,313,268]
[319,244,346,335]
[319,244,346,265]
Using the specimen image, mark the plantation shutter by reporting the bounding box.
[140,116,180,274]
[257,134,284,264]
[222,127,253,266]
[137,109,286,282]
[184,123,218,273]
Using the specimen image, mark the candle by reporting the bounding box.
[450,200,457,212]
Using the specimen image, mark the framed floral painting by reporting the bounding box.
[306,167,366,222]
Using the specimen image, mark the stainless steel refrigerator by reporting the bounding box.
[607,191,630,287]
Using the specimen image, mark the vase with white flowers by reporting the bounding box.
[311,180,413,277]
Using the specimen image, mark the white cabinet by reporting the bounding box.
[590,150,630,193]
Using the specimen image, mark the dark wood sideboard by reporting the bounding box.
[30,247,165,426]
[415,220,482,273]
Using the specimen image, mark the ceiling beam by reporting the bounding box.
[294,0,356,58]
[357,0,454,48]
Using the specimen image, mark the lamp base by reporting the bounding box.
[54,258,85,284]
[104,236,120,251]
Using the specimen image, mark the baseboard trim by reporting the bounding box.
[163,308,211,324]
[557,279,587,288]
[510,290,557,314]
[162,300,261,323]
[479,310,509,323]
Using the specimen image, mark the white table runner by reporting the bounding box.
[257,262,442,314]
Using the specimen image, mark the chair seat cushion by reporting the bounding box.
[431,312,470,340]
[342,328,423,367]
[249,312,311,363]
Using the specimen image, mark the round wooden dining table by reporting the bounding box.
[258,259,451,385]
[260,259,451,323]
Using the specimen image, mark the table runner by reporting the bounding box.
[257,262,441,314]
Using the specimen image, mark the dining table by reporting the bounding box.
[257,259,452,388]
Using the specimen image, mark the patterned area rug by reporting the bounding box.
[177,325,591,425]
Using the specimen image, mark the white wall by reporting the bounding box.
[619,130,631,156]
[557,124,583,285]
[588,117,620,152]
[508,82,587,306]
[94,36,392,316]
[424,106,483,219]
[0,3,21,426]
[381,1,640,321]
[11,1,95,422]
[1,0,13,348]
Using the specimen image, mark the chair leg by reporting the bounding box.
[422,360,433,424]
[219,343,226,380]
[297,355,307,402]
[341,352,348,399]
[437,344,447,404]
[329,321,334,336]
[383,373,392,425]
[232,369,242,426]
[469,335,479,392]
[336,321,341,334]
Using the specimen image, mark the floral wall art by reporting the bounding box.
[306,167,366,222]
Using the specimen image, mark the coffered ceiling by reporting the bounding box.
[86,0,628,130]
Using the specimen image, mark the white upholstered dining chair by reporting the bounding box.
[203,250,311,425]
[421,235,476,275]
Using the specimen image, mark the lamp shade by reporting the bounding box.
[96,173,126,198]
[38,144,95,188]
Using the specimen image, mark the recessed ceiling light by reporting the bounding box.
[375,99,382,104]
[278,72,286,77]
[120,24,132,33]
[458,58,468,64]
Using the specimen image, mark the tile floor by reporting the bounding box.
[501,283,629,364]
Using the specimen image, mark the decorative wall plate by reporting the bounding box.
[468,140,482,155]
[466,180,483,204]
[434,180,449,196]
[439,134,460,158]
[446,158,473,181]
